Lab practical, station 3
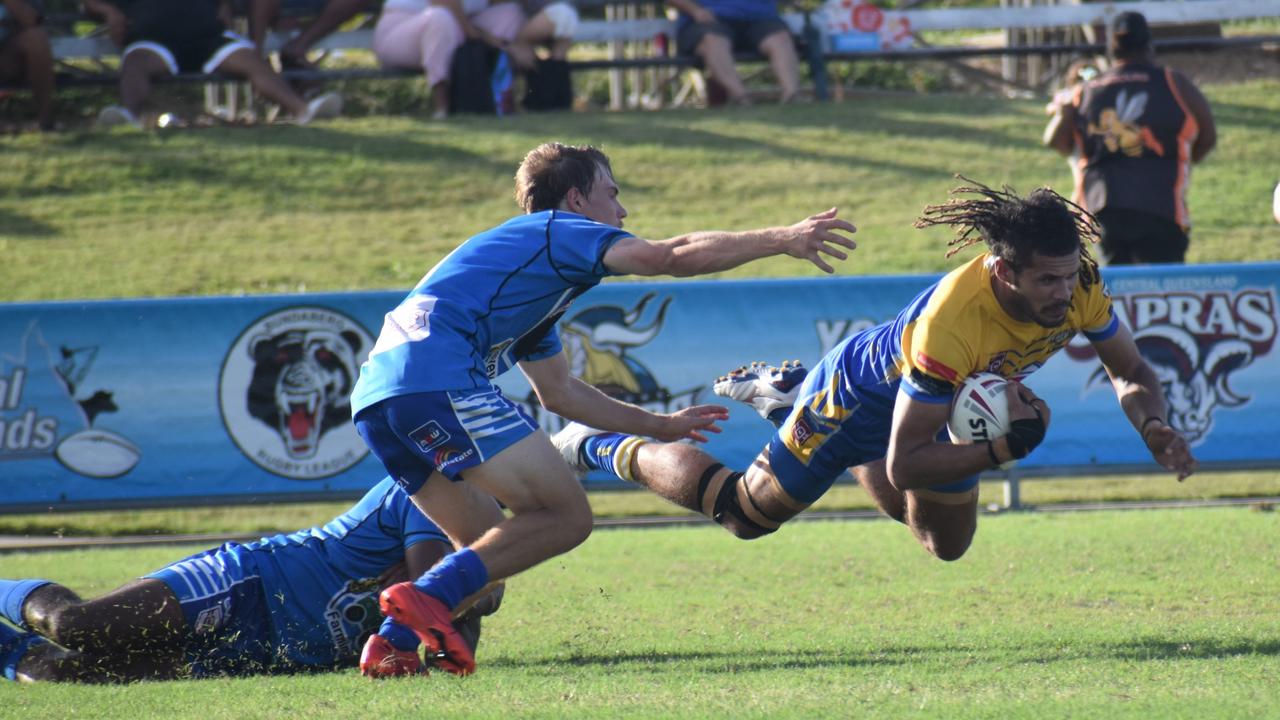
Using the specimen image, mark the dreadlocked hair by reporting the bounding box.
[913,176,1102,291]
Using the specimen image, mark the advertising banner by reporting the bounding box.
[2,262,1277,511]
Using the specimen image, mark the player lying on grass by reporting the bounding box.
[555,179,1197,561]
[0,477,501,683]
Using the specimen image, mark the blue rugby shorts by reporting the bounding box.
[354,385,540,495]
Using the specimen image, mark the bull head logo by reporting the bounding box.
[1086,325,1254,445]
[560,293,673,403]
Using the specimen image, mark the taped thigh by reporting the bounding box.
[696,464,785,538]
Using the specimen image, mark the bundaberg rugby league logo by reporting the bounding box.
[219,306,372,479]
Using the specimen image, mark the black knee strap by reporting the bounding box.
[696,463,725,506]
[713,471,776,537]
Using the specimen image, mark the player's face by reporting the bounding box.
[1009,250,1080,327]
[574,166,627,228]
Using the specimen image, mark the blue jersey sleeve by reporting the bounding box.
[521,327,564,363]
[548,214,631,284]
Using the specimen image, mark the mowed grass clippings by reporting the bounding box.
[3,507,1279,719]
[2,79,1278,303]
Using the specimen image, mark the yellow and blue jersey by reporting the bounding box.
[893,253,1118,404]
[768,253,1119,503]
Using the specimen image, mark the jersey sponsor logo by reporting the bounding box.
[0,321,142,478]
[192,600,228,635]
[534,293,704,433]
[1068,285,1277,445]
[369,296,436,360]
[323,579,382,657]
[219,306,373,480]
[484,338,515,379]
[410,420,451,453]
[434,447,475,469]
[1087,88,1165,158]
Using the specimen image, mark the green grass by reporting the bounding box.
[3,508,1279,718]
[3,79,1278,303]
[1,470,1278,538]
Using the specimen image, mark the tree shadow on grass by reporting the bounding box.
[0,207,57,238]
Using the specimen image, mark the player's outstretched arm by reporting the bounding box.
[601,208,858,277]
[521,351,728,442]
[1092,324,1198,480]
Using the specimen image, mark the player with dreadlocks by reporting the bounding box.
[553,178,1197,560]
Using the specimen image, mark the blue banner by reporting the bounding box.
[2,262,1278,510]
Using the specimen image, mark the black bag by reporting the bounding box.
[449,40,499,115]
[523,58,573,112]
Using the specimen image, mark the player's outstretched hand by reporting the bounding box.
[1142,420,1198,481]
[782,208,858,274]
[654,404,730,443]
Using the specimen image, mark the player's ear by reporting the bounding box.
[560,187,583,212]
[991,256,1015,285]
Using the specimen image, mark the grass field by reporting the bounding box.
[3,508,1279,719]
[2,65,1280,715]
[3,80,1278,302]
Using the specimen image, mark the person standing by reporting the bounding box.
[1044,11,1216,265]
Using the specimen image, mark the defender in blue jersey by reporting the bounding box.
[351,142,858,674]
[555,180,1196,562]
[0,478,502,683]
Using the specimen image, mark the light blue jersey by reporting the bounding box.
[351,211,630,414]
[148,478,446,673]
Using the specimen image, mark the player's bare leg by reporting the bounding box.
[556,425,809,539]
[852,460,978,561]
[22,580,187,658]
[383,431,592,674]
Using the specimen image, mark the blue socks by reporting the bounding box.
[377,617,421,652]
[1,622,46,682]
[581,432,646,482]
[0,579,50,630]
[412,548,489,611]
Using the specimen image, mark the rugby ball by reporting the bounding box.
[55,428,141,478]
[947,372,1010,445]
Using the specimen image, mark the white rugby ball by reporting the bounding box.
[947,372,1010,445]
[55,429,141,478]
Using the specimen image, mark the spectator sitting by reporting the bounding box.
[0,0,55,131]
[666,0,800,106]
[83,0,342,128]
[507,0,577,111]
[505,0,574,71]
[372,0,525,120]
[245,0,375,70]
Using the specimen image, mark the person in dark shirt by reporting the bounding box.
[1044,11,1216,264]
